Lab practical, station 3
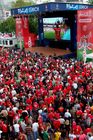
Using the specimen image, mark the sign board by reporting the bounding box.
[77,9,93,62]
[11,3,93,16]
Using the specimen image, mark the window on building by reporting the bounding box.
[6,40,8,45]
[3,40,5,45]
[0,40,1,44]
[10,40,13,45]
[6,12,9,17]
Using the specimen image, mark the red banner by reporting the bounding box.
[22,16,29,36]
[77,9,93,60]
[16,16,37,48]
[77,9,93,49]
[24,33,37,48]
[16,17,23,39]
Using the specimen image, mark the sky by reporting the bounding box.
[4,0,15,3]
[2,0,54,5]
[0,0,15,6]
[1,0,87,5]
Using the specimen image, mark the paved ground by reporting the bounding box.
[26,47,71,56]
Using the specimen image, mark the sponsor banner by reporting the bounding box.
[22,16,29,36]
[24,35,32,48]
[16,16,37,48]
[16,16,29,38]
[18,6,39,14]
[66,4,88,10]
[11,3,93,16]
[24,34,37,48]
[16,17,23,40]
[77,9,93,61]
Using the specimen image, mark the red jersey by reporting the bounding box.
[54,28,61,40]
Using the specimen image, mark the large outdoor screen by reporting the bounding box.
[43,17,71,41]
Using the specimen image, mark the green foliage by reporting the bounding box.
[0,0,38,34]
[12,0,35,8]
[88,0,93,4]
[0,17,15,33]
[29,15,38,34]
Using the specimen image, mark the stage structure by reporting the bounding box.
[11,2,93,61]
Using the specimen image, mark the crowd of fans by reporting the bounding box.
[0,47,93,140]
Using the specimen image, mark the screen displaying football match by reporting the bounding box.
[43,17,71,41]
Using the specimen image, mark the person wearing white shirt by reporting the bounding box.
[69,133,76,140]
[59,118,65,124]
[13,122,20,138]
[0,130,2,139]
[13,96,17,102]
[20,121,26,133]
[0,88,4,93]
[13,122,20,135]
[64,110,71,118]
[32,121,39,140]
[12,107,18,113]
[88,136,93,140]
[11,89,17,96]
[89,136,93,140]
[72,83,78,89]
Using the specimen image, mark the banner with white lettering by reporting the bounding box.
[24,33,37,48]
[77,9,93,61]
[22,16,29,36]
[16,16,37,48]
[16,17,23,40]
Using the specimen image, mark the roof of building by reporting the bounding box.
[11,2,93,16]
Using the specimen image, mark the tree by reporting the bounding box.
[12,0,38,34]
[88,0,93,4]
[12,0,35,8]
[0,17,15,33]
[0,0,38,34]
[29,15,38,34]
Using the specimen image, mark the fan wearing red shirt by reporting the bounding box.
[53,119,61,130]
[53,24,61,41]
[8,109,15,125]
[74,125,82,138]
[2,123,8,139]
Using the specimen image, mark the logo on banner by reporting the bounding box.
[66,4,79,10]
[18,25,21,30]
[23,17,28,28]
[18,6,39,14]
[45,5,48,11]
[28,37,32,47]
[79,10,92,18]
[16,18,22,24]
[77,32,93,50]
[83,46,87,62]
[83,25,87,32]
[66,4,88,10]
[56,4,59,10]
